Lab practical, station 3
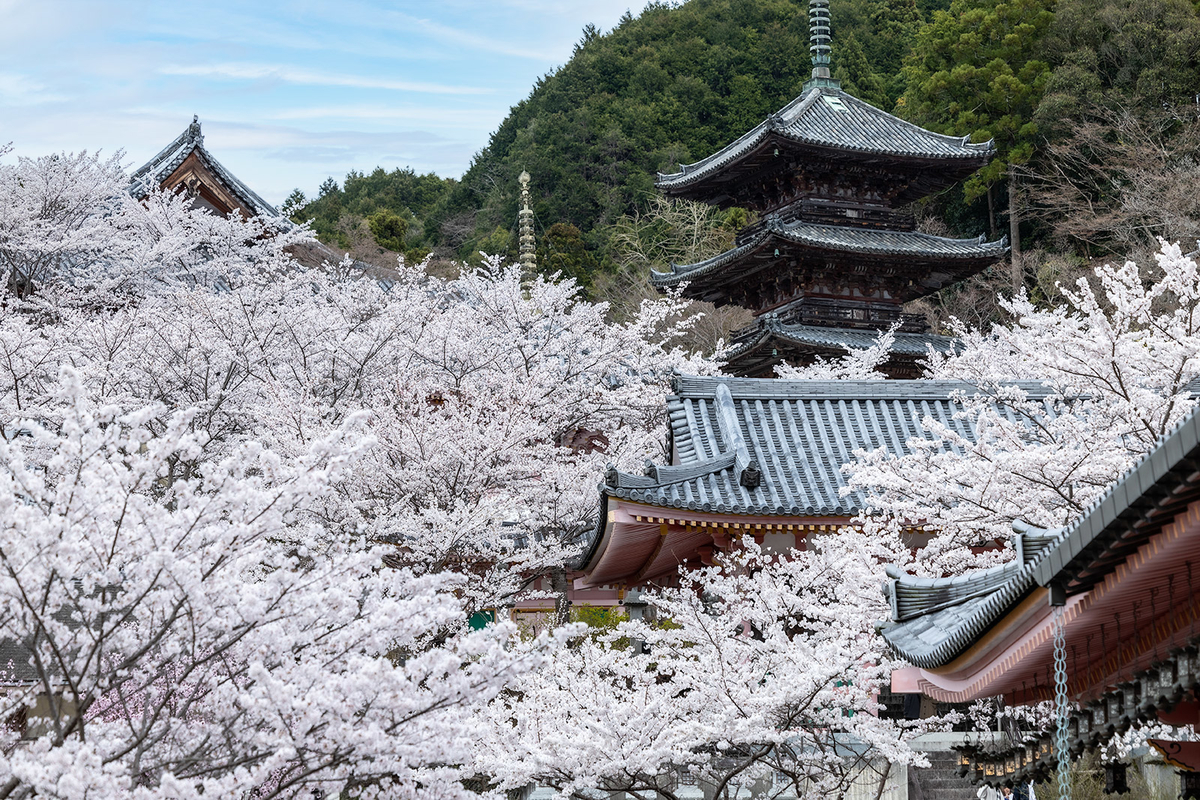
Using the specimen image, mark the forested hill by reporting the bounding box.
[295,0,1200,287]
[425,0,936,259]
[295,0,941,263]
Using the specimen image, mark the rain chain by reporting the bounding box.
[1053,603,1071,800]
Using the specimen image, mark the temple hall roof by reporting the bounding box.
[651,218,1008,290]
[656,87,994,195]
[599,376,1053,519]
[880,406,1200,670]
[129,116,283,220]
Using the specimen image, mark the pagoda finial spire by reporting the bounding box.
[518,170,536,272]
[804,0,841,91]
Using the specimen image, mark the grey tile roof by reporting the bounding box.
[880,406,1200,669]
[657,87,994,191]
[601,376,1054,518]
[727,317,953,361]
[880,579,1034,669]
[0,639,37,684]
[650,217,1007,287]
[129,117,284,220]
[876,522,1066,668]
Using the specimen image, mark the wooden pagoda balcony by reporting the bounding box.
[733,299,929,338]
[735,201,916,245]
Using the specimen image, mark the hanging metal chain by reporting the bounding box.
[1053,603,1071,800]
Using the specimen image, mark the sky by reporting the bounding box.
[0,0,651,205]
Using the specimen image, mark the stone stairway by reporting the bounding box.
[908,749,979,800]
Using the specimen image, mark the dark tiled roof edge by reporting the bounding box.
[880,405,1200,669]
[723,319,954,360]
[656,90,820,187]
[657,87,994,190]
[880,563,1041,669]
[651,220,1007,287]
[669,375,1057,401]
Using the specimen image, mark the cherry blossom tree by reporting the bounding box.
[0,147,717,620]
[0,148,719,796]
[0,148,306,298]
[0,369,556,799]
[477,533,938,800]
[775,241,1200,574]
[845,241,1200,573]
[0,261,713,617]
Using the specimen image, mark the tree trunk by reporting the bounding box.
[1008,165,1022,294]
[987,184,997,240]
[873,761,892,800]
[550,567,571,627]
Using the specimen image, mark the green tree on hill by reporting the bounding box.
[834,0,922,107]
[537,222,599,289]
[427,0,818,263]
[367,209,409,252]
[900,0,1055,285]
[292,167,455,253]
[1034,0,1200,139]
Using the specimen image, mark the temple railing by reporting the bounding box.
[734,201,916,245]
[956,642,1200,787]
[775,300,929,333]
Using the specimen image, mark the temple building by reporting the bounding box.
[130,116,352,272]
[653,0,1007,377]
[880,408,1200,792]
[130,116,283,220]
[578,377,1050,591]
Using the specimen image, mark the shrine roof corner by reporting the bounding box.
[129,116,283,220]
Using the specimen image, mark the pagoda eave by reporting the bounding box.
[724,321,948,378]
[655,86,995,210]
[653,223,1007,307]
[657,132,990,210]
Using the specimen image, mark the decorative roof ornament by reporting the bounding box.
[186,114,204,145]
[803,0,841,92]
[518,170,536,272]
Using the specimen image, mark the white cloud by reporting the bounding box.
[159,63,491,95]
[266,104,505,124]
[394,14,555,60]
[0,72,67,105]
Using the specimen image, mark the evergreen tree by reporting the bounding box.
[280,188,306,217]
[900,0,1055,283]
[368,209,409,252]
[537,222,599,289]
[1034,0,1200,139]
[901,0,1054,195]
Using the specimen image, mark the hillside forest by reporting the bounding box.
[286,0,1200,332]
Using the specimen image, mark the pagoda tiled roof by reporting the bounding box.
[129,117,284,220]
[598,376,1054,519]
[727,317,952,361]
[657,87,994,192]
[880,405,1200,669]
[651,218,1008,288]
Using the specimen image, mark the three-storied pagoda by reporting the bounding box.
[653,0,1007,377]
